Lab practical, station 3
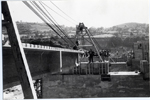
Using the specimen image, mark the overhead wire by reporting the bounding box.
[50,0,78,24]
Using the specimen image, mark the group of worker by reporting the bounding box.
[99,50,110,57]
[82,49,110,63]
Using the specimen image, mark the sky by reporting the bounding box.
[5,0,149,28]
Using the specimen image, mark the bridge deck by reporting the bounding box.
[3,43,84,53]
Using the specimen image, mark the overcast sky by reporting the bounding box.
[6,0,149,28]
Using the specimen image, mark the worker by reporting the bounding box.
[75,40,79,46]
[88,49,94,63]
[73,45,78,50]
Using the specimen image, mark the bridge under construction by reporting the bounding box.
[2,1,149,99]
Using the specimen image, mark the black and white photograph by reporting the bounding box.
[1,0,149,99]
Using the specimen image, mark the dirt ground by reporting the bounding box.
[3,64,150,99]
[42,75,149,98]
[42,64,150,98]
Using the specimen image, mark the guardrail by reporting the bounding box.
[3,43,84,53]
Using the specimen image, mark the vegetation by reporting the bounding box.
[107,36,146,48]
[2,22,146,48]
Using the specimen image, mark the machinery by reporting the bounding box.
[74,23,111,80]
[75,23,103,62]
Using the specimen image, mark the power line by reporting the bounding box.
[50,0,78,24]
[40,1,76,26]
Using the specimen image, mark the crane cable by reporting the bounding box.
[23,1,69,45]
[31,1,73,46]
[29,1,68,44]
[38,1,76,46]
[50,0,78,24]
[40,1,76,25]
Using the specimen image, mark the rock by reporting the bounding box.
[98,82,111,88]
[49,80,61,87]
[59,93,66,98]
[95,85,101,88]
[117,85,126,89]
[55,80,61,85]
[119,90,125,93]
[82,84,86,88]
[94,83,101,88]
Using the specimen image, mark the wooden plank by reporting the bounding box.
[2,1,37,99]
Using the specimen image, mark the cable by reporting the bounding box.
[23,1,69,45]
[31,1,70,45]
[50,0,78,23]
[40,1,76,25]
[38,1,75,46]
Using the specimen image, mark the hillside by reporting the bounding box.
[107,22,149,34]
[2,22,148,51]
[2,22,148,40]
[114,22,148,28]
[16,22,76,35]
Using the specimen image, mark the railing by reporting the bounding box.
[3,43,84,53]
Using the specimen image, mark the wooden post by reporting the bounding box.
[2,1,37,99]
[98,63,100,75]
[60,51,62,72]
[107,62,109,74]
[102,63,103,74]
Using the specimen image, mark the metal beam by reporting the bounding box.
[2,1,37,99]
